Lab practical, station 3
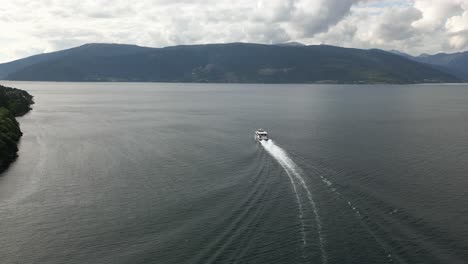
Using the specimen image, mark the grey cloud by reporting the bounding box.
[2,0,468,62]
[307,1,468,55]
[292,0,363,37]
[376,7,422,41]
[0,0,366,61]
[255,0,296,22]
[448,30,468,49]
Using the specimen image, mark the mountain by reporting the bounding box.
[274,42,306,47]
[0,43,459,83]
[389,50,411,58]
[0,44,153,79]
[413,52,468,81]
[390,50,468,81]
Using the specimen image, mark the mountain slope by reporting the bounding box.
[0,43,152,79]
[390,50,468,81]
[413,52,468,81]
[1,43,459,83]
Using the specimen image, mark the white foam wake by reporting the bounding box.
[261,140,327,264]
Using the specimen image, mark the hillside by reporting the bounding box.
[0,44,153,79]
[413,52,468,81]
[390,50,468,81]
[0,43,460,84]
[0,85,34,172]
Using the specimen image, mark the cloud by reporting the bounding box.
[445,2,468,49]
[375,7,422,41]
[290,0,363,37]
[1,0,468,62]
[302,0,468,55]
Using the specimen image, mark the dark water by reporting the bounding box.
[1,82,468,264]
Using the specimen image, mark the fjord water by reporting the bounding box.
[1,82,468,264]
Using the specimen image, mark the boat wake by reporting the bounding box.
[261,140,327,264]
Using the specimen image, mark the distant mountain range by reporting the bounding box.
[0,43,462,84]
[390,50,468,81]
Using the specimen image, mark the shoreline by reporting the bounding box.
[0,84,34,173]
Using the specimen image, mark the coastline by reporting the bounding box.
[0,84,34,173]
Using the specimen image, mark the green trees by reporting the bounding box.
[0,85,33,172]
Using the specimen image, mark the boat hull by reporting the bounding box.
[254,135,269,141]
[255,129,269,141]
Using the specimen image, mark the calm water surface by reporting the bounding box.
[0,82,467,264]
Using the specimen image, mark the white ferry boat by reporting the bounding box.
[255,129,269,141]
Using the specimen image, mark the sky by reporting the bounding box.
[1,0,468,63]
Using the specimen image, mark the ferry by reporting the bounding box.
[255,129,269,141]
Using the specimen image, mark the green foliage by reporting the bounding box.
[0,85,33,172]
[0,85,34,115]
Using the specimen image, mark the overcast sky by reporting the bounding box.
[1,0,468,62]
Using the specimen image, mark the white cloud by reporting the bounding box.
[302,0,468,55]
[1,0,468,62]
